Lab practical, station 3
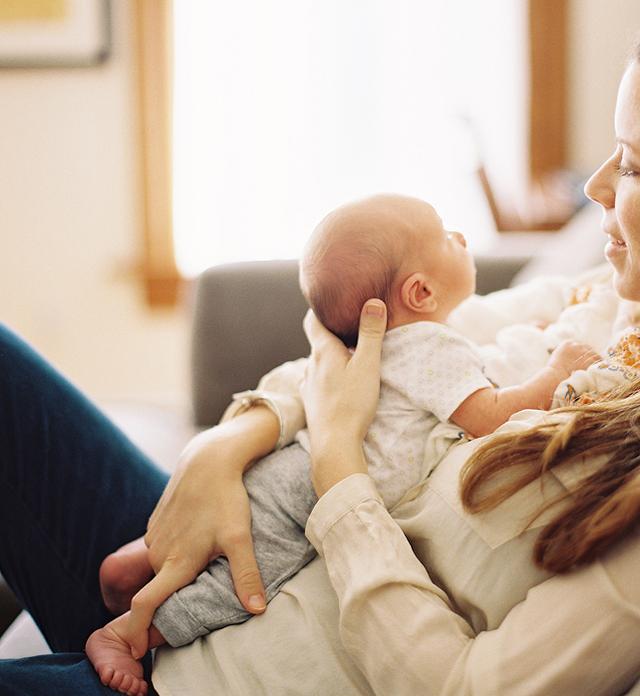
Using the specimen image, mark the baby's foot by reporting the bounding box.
[86,620,148,696]
[100,537,154,615]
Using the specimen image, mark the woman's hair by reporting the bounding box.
[460,376,640,573]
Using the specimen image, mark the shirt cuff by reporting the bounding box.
[220,390,288,449]
[305,473,383,553]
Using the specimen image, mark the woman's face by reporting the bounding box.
[584,60,640,301]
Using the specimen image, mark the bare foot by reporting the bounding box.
[86,619,148,696]
[100,537,154,615]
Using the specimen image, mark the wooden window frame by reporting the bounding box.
[484,0,570,232]
[135,0,182,307]
[135,0,570,303]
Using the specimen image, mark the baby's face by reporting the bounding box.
[407,203,477,309]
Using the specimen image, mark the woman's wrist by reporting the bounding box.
[179,405,280,476]
[310,438,368,497]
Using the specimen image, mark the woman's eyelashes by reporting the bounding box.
[615,162,639,178]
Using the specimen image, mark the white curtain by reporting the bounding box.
[173,0,496,275]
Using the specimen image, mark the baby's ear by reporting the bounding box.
[400,272,437,314]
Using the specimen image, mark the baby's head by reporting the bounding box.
[300,194,475,346]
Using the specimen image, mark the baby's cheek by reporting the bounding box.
[620,194,640,243]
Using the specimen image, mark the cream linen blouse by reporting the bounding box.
[152,356,640,695]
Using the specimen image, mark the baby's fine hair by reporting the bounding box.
[301,203,404,347]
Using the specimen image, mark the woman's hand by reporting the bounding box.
[143,406,280,615]
[301,300,387,496]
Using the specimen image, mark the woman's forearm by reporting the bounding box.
[220,358,309,449]
[308,439,368,497]
[179,404,280,476]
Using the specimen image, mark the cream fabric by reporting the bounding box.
[475,279,619,388]
[153,411,640,695]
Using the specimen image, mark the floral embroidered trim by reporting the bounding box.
[610,329,640,369]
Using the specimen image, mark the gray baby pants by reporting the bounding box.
[152,443,318,647]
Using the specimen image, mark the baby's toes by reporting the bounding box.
[118,673,134,694]
[97,664,115,686]
[108,669,128,692]
[128,676,148,696]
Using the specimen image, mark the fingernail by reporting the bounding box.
[365,301,385,317]
[248,594,266,611]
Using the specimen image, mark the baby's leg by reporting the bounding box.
[153,443,318,647]
[85,612,165,696]
[100,536,154,615]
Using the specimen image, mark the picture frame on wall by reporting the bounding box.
[0,0,111,68]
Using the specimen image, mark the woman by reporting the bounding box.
[2,46,640,696]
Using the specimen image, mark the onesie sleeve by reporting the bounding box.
[220,357,308,448]
[383,325,492,423]
[306,474,640,696]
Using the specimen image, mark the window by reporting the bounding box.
[171,0,500,276]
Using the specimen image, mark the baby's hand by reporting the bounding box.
[547,340,601,380]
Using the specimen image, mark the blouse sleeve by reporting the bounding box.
[306,474,640,696]
[219,357,308,449]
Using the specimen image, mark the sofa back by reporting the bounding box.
[191,260,309,426]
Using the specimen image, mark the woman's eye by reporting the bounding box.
[615,163,639,178]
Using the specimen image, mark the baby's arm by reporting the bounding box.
[553,327,640,408]
[451,340,600,437]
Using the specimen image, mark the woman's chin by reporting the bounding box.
[612,269,640,302]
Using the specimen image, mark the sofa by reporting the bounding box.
[4,204,638,693]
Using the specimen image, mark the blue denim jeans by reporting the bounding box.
[0,324,170,695]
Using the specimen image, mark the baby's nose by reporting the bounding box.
[451,231,467,248]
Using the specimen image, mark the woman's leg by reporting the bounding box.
[0,324,169,691]
[0,653,154,696]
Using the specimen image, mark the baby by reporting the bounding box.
[86,193,599,696]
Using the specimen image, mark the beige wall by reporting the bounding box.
[0,1,190,408]
[0,0,637,409]
[568,0,640,177]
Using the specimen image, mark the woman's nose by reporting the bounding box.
[584,158,615,209]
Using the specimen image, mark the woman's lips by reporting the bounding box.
[605,235,627,260]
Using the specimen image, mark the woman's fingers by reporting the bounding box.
[344,300,387,435]
[350,300,387,372]
[302,300,386,433]
[303,308,347,357]
[300,300,387,497]
[225,533,267,614]
[127,561,198,657]
[145,463,267,615]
